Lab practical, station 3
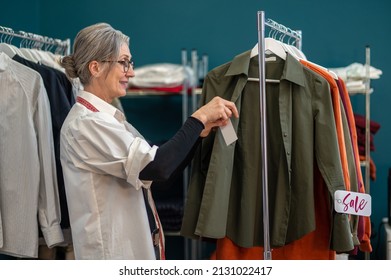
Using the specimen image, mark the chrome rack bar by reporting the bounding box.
[256,11,303,261]
[0,25,70,55]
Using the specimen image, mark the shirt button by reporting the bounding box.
[287,152,290,155]
[284,133,288,137]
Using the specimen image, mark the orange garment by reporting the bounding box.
[214,164,335,260]
[339,79,372,252]
[337,80,364,189]
[300,61,350,192]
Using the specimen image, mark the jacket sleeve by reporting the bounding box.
[311,73,354,252]
[35,78,64,247]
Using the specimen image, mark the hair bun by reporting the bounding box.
[60,55,79,79]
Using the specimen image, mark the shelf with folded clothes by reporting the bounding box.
[125,59,206,99]
[348,87,374,95]
[329,62,382,96]
[126,62,202,95]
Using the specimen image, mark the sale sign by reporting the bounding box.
[334,190,371,217]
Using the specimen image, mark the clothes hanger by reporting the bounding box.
[249,39,281,83]
[301,59,339,80]
[249,27,288,83]
[29,34,54,63]
[0,27,28,58]
[250,37,287,60]
[281,28,306,60]
[288,44,306,60]
[0,43,18,58]
[19,48,39,62]
[0,27,17,57]
[249,32,288,83]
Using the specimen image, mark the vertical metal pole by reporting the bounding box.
[257,11,272,260]
[295,30,302,50]
[202,54,209,78]
[181,49,189,125]
[364,46,371,196]
[191,49,198,113]
[181,48,190,259]
[190,48,200,260]
[364,46,371,260]
[66,38,71,55]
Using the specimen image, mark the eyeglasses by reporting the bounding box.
[101,59,134,72]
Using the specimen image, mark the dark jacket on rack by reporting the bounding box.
[181,51,354,252]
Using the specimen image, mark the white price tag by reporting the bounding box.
[334,190,371,216]
[219,118,238,146]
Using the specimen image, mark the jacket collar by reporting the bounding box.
[225,50,306,87]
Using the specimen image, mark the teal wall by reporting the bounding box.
[2,0,390,259]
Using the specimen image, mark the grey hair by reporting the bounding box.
[60,22,129,85]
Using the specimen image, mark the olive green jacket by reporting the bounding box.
[181,51,354,252]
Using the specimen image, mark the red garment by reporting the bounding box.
[354,114,380,155]
[354,114,381,134]
[128,85,184,93]
[356,131,375,154]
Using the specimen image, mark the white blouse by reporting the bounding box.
[60,90,160,259]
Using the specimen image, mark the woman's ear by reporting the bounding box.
[89,61,102,77]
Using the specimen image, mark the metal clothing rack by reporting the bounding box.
[363,46,371,260]
[256,11,302,260]
[363,46,371,196]
[0,25,71,55]
[181,48,207,260]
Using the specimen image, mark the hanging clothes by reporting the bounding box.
[181,51,354,257]
[299,60,373,255]
[337,79,372,253]
[299,61,360,249]
[0,52,63,258]
[12,54,75,231]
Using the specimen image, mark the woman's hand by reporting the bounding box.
[191,96,239,137]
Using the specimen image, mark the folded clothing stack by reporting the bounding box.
[329,62,382,95]
[128,63,196,93]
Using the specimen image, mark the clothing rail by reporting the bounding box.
[0,25,70,55]
[256,11,302,260]
[264,19,302,50]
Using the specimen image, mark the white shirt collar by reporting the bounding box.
[78,90,126,122]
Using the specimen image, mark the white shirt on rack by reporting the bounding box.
[60,90,159,259]
[0,52,63,258]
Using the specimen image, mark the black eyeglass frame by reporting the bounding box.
[101,59,134,72]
